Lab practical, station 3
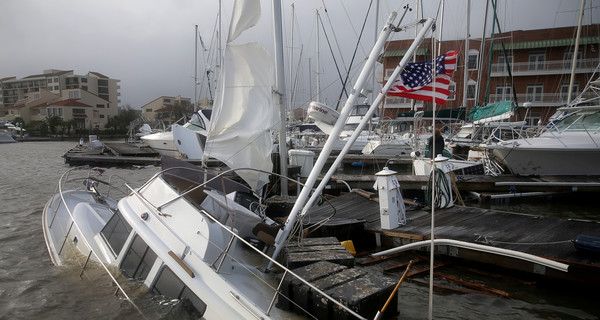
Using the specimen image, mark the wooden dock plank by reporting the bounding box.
[303,191,600,285]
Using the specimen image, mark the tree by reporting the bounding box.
[105,104,140,133]
[45,115,63,136]
[155,100,193,124]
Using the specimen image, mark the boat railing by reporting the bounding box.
[121,165,366,318]
[197,207,367,319]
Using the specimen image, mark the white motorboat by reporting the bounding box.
[171,109,211,160]
[140,130,178,157]
[0,131,16,143]
[485,104,600,176]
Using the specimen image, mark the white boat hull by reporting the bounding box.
[141,131,179,157]
[491,146,600,176]
[172,124,205,159]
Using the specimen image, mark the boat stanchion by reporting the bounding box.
[79,250,92,278]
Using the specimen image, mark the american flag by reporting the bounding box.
[387,50,458,105]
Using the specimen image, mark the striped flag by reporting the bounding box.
[387,50,458,105]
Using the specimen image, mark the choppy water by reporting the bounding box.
[0,141,598,319]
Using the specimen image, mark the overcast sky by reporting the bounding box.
[2,0,598,111]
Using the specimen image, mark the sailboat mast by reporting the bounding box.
[273,0,288,195]
[315,9,321,102]
[567,0,586,105]
[194,24,198,112]
[462,0,470,110]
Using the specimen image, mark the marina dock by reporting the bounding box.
[299,191,600,287]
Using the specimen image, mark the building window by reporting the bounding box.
[69,91,80,99]
[447,82,456,100]
[53,86,59,90]
[48,78,53,83]
[40,108,46,115]
[384,68,395,81]
[73,108,86,114]
[467,50,479,70]
[81,78,88,83]
[98,79,108,86]
[59,108,63,116]
[495,85,512,102]
[560,83,578,102]
[528,52,545,70]
[526,84,544,102]
[99,114,105,118]
[146,108,152,112]
[497,54,513,71]
[563,49,582,68]
[164,98,171,103]
[467,83,476,100]
[34,93,40,99]
[96,104,105,108]
[527,112,542,126]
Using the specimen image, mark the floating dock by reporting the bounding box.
[299,191,600,287]
[330,173,600,195]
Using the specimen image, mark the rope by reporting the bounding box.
[449,171,465,206]
[425,168,452,209]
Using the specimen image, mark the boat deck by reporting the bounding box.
[302,191,600,286]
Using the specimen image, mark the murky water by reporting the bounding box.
[0,141,598,319]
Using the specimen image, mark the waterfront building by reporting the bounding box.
[381,24,599,125]
[0,69,120,129]
[140,95,192,126]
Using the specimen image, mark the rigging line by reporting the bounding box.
[317,13,349,103]
[322,0,350,74]
[334,0,375,110]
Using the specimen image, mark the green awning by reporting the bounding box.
[383,47,429,57]
[469,101,514,122]
[492,36,600,51]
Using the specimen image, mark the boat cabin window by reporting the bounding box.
[100,210,132,256]
[152,266,207,316]
[553,111,600,132]
[120,234,157,281]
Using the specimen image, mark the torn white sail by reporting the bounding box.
[204,42,278,192]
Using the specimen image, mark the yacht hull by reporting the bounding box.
[491,146,600,176]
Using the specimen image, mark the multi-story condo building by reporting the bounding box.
[381,24,599,125]
[0,69,120,129]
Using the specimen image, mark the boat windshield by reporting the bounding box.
[550,110,600,132]
[183,113,206,131]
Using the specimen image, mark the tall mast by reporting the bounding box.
[273,0,288,195]
[194,24,198,112]
[315,9,321,102]
[462,0,470,110]
[567,0,586,104]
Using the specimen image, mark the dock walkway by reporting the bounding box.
[303,191,600,286]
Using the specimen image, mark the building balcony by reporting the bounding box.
[490,58,599,77]
[488,91,596,107]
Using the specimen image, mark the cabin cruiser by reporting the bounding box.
[171,109,211,160]
[485,105,600,176]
